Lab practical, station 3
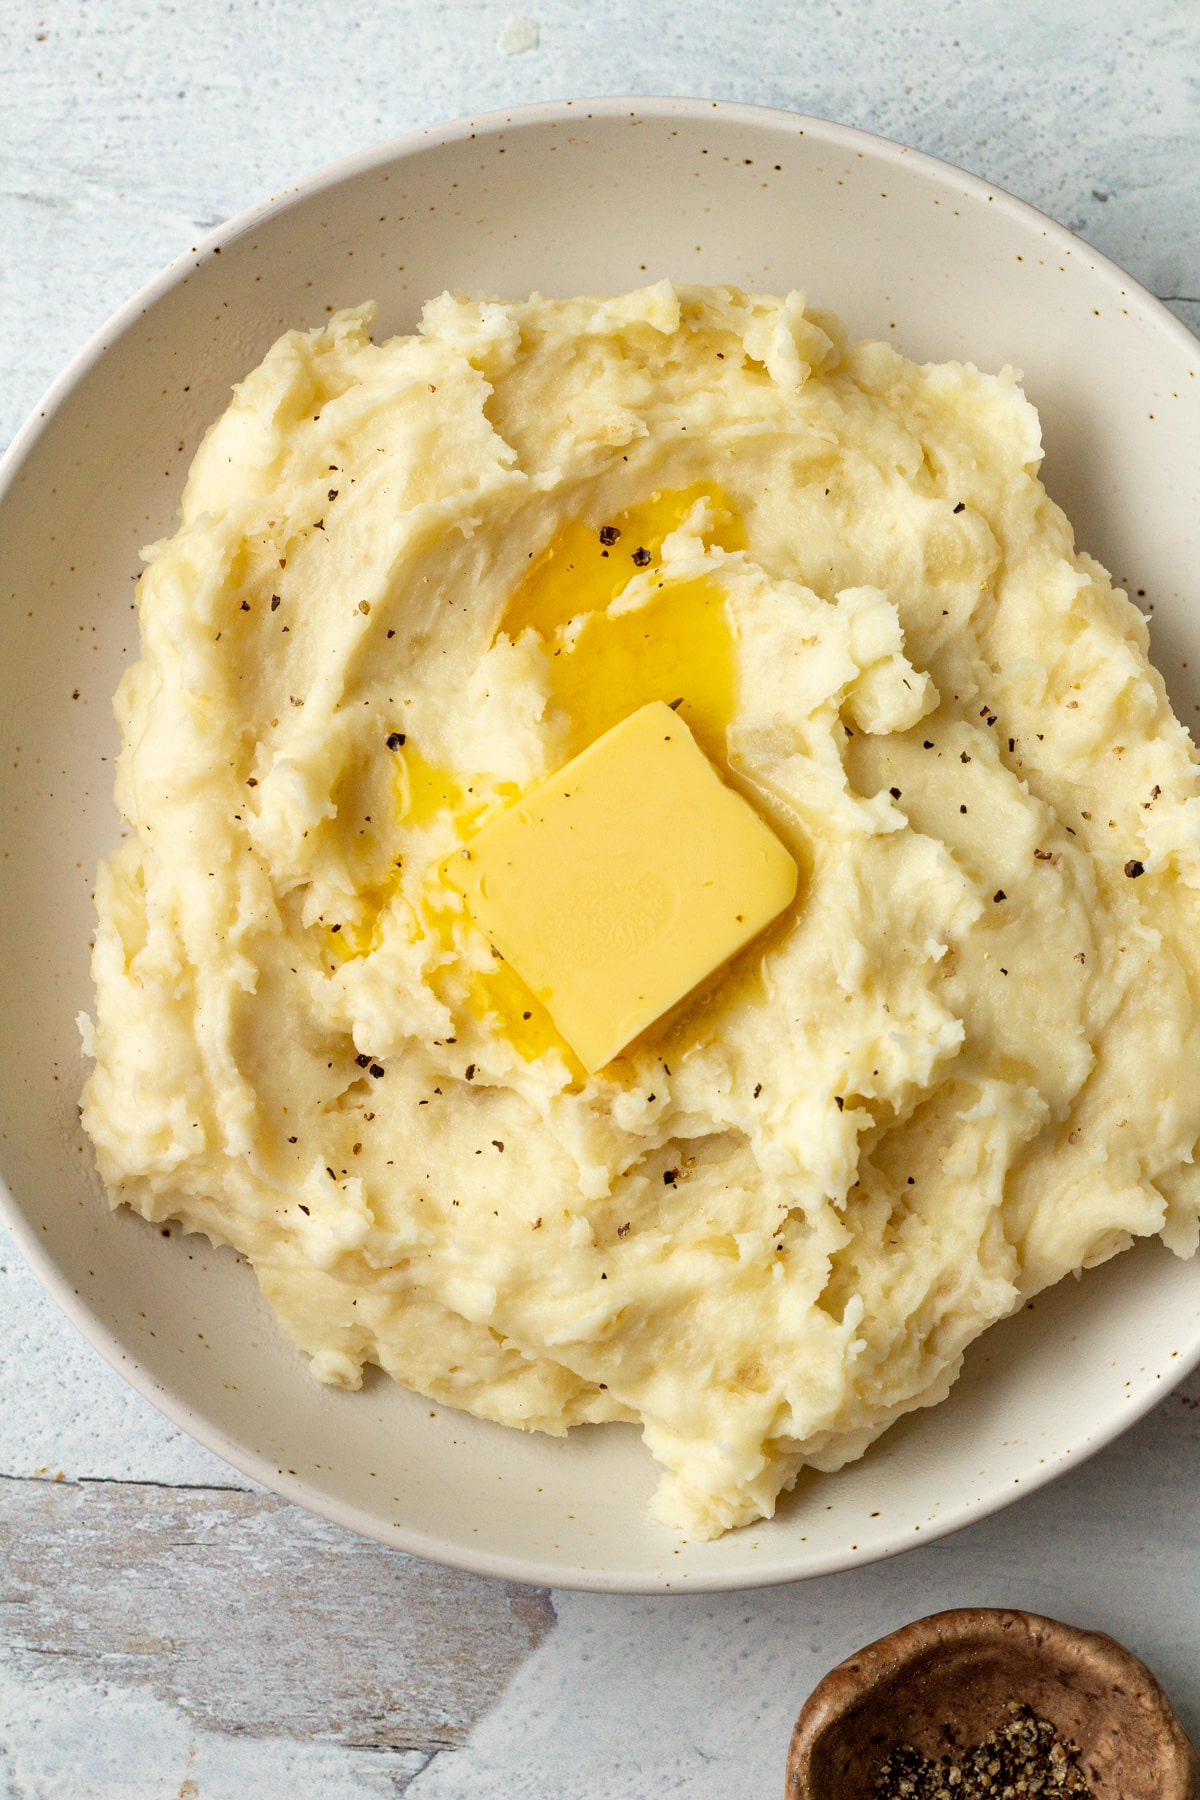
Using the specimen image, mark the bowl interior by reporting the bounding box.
[2,99,1199,1591]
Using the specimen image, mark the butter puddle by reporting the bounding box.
[504,483,741,768]
[326,487,746,1071]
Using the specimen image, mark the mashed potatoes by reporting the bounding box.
[79,284,1200,1539]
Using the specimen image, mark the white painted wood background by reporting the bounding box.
[2,2,1199,1794]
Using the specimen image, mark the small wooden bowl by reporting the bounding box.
[786,1608,1200,1799]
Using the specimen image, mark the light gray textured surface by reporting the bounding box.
[2,0,1199,1794]
[1,1477,554,1751]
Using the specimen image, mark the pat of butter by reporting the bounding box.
[447,701,798,1072]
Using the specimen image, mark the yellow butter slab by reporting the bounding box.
[447,701,798,1072]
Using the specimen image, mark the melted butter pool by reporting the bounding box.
[333,487,747,1073]
[502,484,742,767]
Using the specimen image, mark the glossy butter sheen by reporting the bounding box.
[448,702,798,1073]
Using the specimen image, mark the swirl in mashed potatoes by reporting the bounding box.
[80,284,1200,1538]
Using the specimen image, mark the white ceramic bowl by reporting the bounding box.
[2,98,1199,1594]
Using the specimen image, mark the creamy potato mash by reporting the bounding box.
[80,284,1200,1538]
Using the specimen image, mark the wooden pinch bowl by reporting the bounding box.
[786,1607,1200,1799]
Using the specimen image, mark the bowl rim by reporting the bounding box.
[2,94,1198,1594]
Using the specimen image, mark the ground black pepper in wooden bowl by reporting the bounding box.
[786,1608,1200,1800]
[871,1702,1091,1798]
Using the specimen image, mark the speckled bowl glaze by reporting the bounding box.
[1,99,1199,1593]
[786,1608,1200,1799]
